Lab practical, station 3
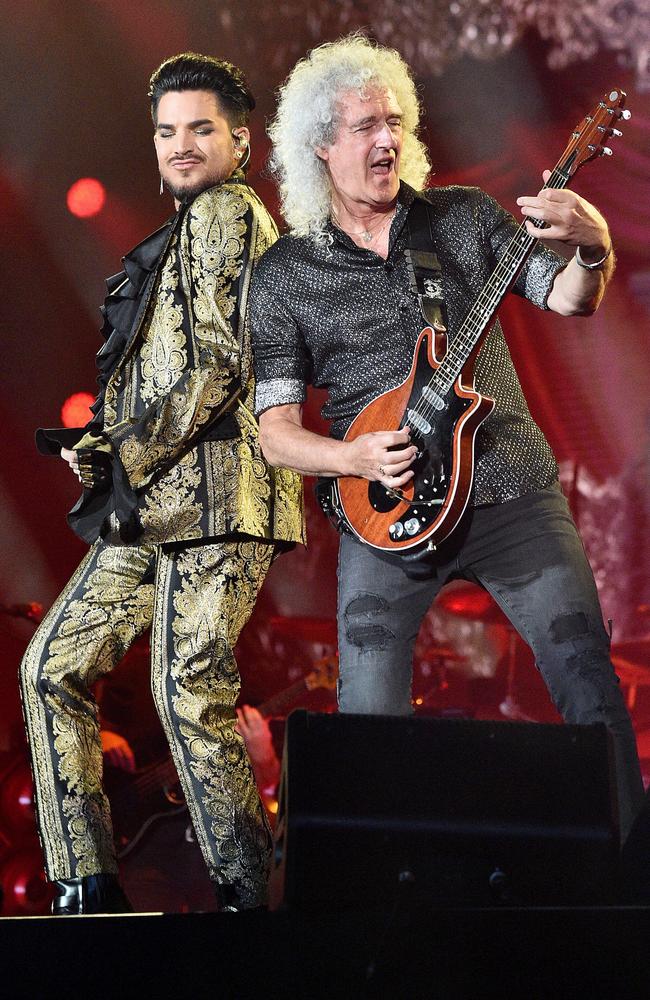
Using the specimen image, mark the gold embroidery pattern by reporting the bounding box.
[117,433,164,487]
[190,188,248,329]
[103,386,117,428]
[223,438,271,536]
[140,449,202,543]
[140,249,186,404]
[182,366,235,434]
[273,465,306,542]
[20,543,155,878]
[20,548,100,878]
[100,182,304,548]
[45,547,155,685]
[117,365,234,489]
[157,541,274,907]
[61,792,117,878]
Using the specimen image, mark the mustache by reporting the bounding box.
[169,153,205,164]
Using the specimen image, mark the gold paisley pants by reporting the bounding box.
[19,537,274,909]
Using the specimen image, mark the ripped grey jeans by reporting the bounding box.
[336,482,644,842]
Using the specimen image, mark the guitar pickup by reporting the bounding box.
[421,385,445,411]
[407,409,432,435]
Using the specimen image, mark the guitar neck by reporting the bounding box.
[434,164,571,392]
[257,678,309,719]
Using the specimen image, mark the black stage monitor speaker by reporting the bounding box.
[269,711,617,909]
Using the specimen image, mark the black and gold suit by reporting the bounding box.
[20,175,304,909]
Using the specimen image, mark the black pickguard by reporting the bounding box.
[367,337,472,543]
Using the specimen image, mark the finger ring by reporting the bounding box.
[378,465,386,476]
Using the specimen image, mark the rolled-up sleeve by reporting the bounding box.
[249,250,311,415]
[477,190,568,310]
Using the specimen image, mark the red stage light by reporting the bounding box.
[61,392,94,428]
[66,178,106,218]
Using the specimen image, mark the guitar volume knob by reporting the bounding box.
[404,518,420,536]
[389,522,404,539]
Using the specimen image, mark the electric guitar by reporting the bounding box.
[325,88,629,555]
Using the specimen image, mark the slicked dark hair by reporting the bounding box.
[148,52,255,126]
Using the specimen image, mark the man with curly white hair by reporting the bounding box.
[250,34,643,841]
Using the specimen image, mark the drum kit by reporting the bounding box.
[263,589,650,725]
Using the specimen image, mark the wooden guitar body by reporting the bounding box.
[336,325,495,552]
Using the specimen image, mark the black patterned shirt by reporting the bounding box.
[250,183,567,505]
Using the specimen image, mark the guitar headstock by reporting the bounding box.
[556,88,629,181]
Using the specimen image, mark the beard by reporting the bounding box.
[163,176,214,204]
[162,164,236,205]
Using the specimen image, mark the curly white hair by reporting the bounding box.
[268,34,431,238]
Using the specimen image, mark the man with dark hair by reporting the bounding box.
[20,52,304,915]
[149,52,253,129]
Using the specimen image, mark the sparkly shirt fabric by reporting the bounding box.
[250,183,567,505]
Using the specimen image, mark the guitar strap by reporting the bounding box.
[404,198,448,332]
[317,198,451,553]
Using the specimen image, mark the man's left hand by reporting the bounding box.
[101,730,136,772]
[516,170,610,258]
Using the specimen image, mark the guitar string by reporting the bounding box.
[371,103,618,525]
[432,165,571,379]
[412,165,568,426]
[409,165,570,429]
[131,763,179,796]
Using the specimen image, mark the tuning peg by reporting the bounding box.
[620,108,632,120]
[612,128,623,137]
[601,147,613,156]
[598,124,623,138]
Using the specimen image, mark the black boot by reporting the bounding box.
[213,880,267,913]
[51,874,133,915]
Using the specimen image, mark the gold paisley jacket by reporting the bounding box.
[40,177,304,549]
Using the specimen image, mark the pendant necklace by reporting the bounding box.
[332,206,396,245]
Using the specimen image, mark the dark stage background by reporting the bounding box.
[1,1,649,813]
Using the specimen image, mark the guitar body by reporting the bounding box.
[336,325,495,552]
[104,759,187,859]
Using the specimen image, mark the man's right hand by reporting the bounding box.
[60,445,111,489]
[259,403,417,483]
[60,447,82,482]
[345,427,416,487]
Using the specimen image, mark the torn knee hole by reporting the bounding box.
[344,593,388,618]
[344,593,394,649]
[345,623,394,650]
[566,650,608,712]
[549,612,589,644]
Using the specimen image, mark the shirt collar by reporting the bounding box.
[327,181,423,255]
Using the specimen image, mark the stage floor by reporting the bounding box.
[2,904,649,998]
